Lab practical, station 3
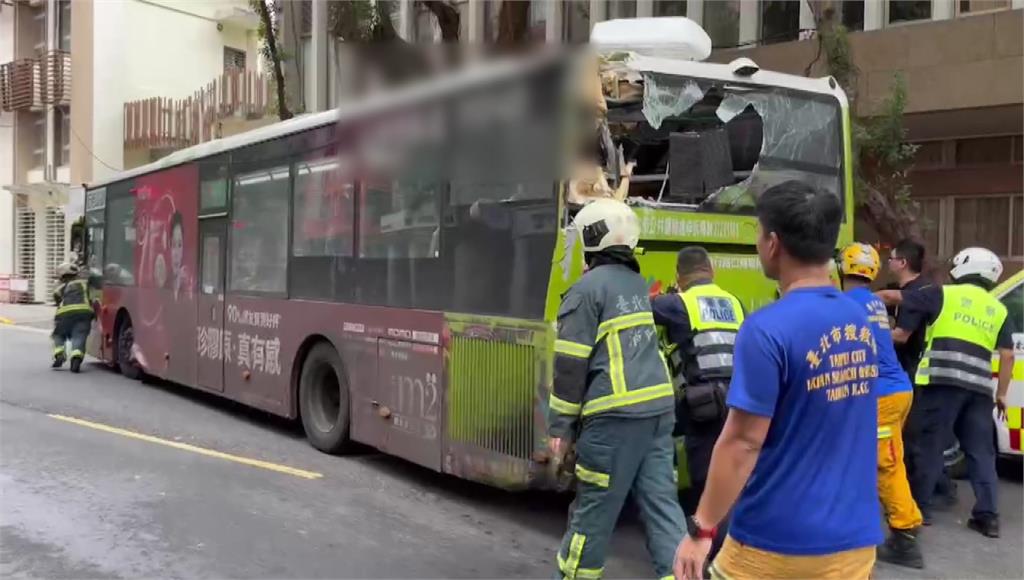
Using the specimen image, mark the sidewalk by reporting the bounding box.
[0,303,56,330]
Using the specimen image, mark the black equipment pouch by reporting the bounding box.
[684,383,727,423]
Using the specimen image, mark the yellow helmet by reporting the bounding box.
[839,243,880,281]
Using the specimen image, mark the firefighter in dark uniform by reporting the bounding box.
[651,246,743,561]
[892,247,1016,538]
[51,262,98,373]
[548,198,685,580]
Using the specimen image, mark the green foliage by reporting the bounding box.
[815,16,921,241]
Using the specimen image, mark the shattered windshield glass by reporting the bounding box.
[608,72,843,214]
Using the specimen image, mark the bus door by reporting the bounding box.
[196,217,228,392]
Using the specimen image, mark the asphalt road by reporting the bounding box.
[1,324,1021,579]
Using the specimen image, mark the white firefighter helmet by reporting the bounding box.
[56,262,79,278]
[573,198,640,252]
[950,247,1003,283]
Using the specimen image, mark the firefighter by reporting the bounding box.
[651,246,743,562]
[839,243,924,569]
[51,262,97,373]
[892,247,1015,538]
[548,198,684,580]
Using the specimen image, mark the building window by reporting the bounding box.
[920,194,1024,262]
[841,0,865,31]
[33,7,45,56]
[32,114,45,169]
[952,196,1013,258]
[704,0,741,48]
[958,0,1011,14]
[224,47,246,72]
[888,1,931,24]
[58,0,72,52]
[760,0,801,44]
[606,0,637,19]
[955,136,1013,166]
[230,165,290,294]
[655,1,687,17]
[55,106,70,166]
[563,0,592,43]
[486,1,545,44]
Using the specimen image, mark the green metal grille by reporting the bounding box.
[448,336,537,461]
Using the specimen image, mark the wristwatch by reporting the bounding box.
[686,515,717,540]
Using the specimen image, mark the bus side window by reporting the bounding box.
[230,164,290,295]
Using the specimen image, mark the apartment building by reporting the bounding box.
[289,0,1022,274]
[0,0,263,302]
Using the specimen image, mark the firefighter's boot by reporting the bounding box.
[52,353,65,368]
[877,528,924,569]
[70,355,82,374]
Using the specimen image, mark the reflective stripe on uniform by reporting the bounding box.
[582,382,674,416]
[918,366,993,389]
[575,464,610,488]
[550,394,582,416]
[70,349,84,359]
[56,303,93,316]
[576,567,604,579]
[925,350,992,372]
[556,339,593,359]
[607,333,626,395]
[53,346,65,355]
[697,353,733,371]
[596,312,654,341]
[558,533,587,580]
[693,331,736,348]
[878,426,893,439]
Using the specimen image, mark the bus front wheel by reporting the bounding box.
[299,343,352,454]
[116,315,143,381]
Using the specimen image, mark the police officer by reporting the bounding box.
[51,262,97,373]
[651,247,743,556]
[548,198,684,580]
[892,247,1016,538]
[839,243,924,569]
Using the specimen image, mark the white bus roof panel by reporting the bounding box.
[591,18,712,61]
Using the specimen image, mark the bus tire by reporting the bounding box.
[116,314,143,381]
[299,342,352,454]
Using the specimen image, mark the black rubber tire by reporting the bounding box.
[299,342,352,454]
[116,316,143,381]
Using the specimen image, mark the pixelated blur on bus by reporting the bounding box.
[84,19,854,490]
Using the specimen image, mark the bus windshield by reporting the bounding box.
[605,72,844,213]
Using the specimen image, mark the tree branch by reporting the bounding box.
[253,0,293,120]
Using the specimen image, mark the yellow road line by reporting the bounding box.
[48,414,324,480]
[0,317,13,325]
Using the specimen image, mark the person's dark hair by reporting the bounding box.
[892,238,924,274]
[755,180,842,264]
[170,211,183,235]
[676,246,712,277]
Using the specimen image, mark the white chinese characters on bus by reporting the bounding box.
[203,329,281,376]
[237,332,251,368]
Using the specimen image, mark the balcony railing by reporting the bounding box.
[0,50,72,112]
[124,70,272,151]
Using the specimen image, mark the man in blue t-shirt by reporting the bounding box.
[840,242,924,570]
[673,181,882,580]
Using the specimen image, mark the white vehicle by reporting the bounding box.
[993,269,1024,460]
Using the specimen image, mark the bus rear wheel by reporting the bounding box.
[299,343,352,454]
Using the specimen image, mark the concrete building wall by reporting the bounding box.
[90,0,254,183]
